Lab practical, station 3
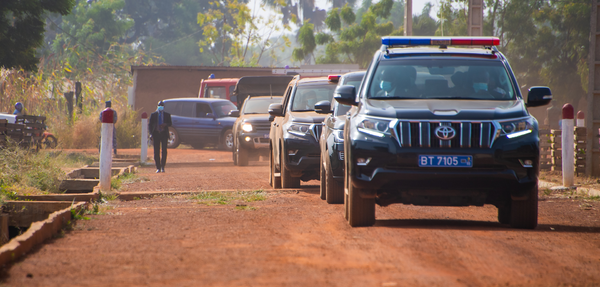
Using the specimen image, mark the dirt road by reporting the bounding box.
[2,148,600,286]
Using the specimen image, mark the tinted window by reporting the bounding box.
[211,101,237,118]
[368,59,515,100]
[243,97,282,115]
[229,86,235,98]
[291,84,337,111]
[164,101,181,116]
[196,103,213,117]
[333,102,351,116]
[181,102,193,117]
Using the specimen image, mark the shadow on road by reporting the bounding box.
[160,162,269,168]
[374,219,600,233]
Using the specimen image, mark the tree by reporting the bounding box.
[198,0,290,66]
[0,0,75,71]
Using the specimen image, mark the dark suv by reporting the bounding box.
[268,76,338,188]
[335,37,552,228]
[317,71,365,203]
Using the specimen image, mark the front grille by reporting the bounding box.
[396,121,497,148]
[252,121,271,132]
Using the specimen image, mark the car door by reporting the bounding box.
[173,101,196,143]
[272,82,295,169]
[195,102,220,144]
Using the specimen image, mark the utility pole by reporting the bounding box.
[586,0,600,176]
[468,0,483,36]
[404,0,412,36]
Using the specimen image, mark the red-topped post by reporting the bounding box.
[141,112,148,164]
[562,103,575,188]
[99,104,115,192]
[576,111,585,127]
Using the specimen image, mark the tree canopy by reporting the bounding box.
[0,0,75,71]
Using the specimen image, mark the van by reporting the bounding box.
[198,78,239,104]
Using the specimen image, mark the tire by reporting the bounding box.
[270,148,281,189]
[236,137,249,166]
[221,129,234,151]
[319,159,327,200]
[281,151,300,188]
[509,183,538,229]
[42,135,57,149]
[167,127,180,149]
[347,176,376,227]
[325,165,344,204]
[497,205,511,225]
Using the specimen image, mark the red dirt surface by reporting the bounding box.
[1,148,600,286]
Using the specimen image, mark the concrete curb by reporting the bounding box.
[116,188,319,201]
[0,202,87,267]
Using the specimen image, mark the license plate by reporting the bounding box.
[263,134,269,139]
[418,155,473,167]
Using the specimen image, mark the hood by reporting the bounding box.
[363,99,528,121]
[289,111,327,124]
[239,113,271,123]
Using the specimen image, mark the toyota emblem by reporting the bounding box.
[434,126,456,140]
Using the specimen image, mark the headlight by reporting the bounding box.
[241,123,253,132]
[288,123,311,137]
[498,117,534,139]
[333,129,344,142]
[357,116,393,138]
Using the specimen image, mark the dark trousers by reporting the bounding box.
[153,132,168,169]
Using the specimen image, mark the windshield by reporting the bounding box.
[368,59,516,100]
[291,84,337,111]
[212,101,237,117]
[242,97,282,114]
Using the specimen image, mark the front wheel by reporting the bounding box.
[236,137,249,166]
[167,127,180,149]
[346,173,375,227]
[221,129,234,151]
[281,151,300,188]
[42,135,57,149]
[509,184,538,229]
[270,147,281,189]
[319,154,327,200]
[325,165,343,204]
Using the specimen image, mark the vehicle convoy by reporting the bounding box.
[161,98,237,150]
[229,76,293,165]
[268,76,338,188]
[334,37,552,228]
[317,72,366,203]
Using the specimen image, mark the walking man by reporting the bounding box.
[148,101,172,173]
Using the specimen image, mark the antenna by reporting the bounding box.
[270,84,273,99]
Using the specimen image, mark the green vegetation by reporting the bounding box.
[0,143,98,203]
[110,172,145,191]
[192,190,267,206]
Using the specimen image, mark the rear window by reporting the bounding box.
[368,59,515,100]
[212,101,237,118]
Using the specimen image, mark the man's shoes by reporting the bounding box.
[156,169,161,173]
[161,168,165,173]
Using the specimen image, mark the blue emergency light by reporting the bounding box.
[382,37,500,46]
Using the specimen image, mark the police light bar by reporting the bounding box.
[382,37,500,46]
[328,75,341,82]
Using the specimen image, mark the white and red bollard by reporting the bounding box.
[561,104,574,188]
[100,107,115,192]
[141,112,148,164]
[576,111,585,127]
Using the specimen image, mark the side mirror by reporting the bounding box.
[268,103,283,118]
[314,100,331,114]
[526,86,552,107]
[228,110,240,117]
[334,85,357,106]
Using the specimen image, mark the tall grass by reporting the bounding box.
[0,142,98,202]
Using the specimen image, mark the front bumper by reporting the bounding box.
[283,138,321,173]
[238,131,270,149]
[348,129,539,206]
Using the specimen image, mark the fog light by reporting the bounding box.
[519,159,533,168]
[245,136,251,142]
[357,157,371,166]
[288,149,298,156]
